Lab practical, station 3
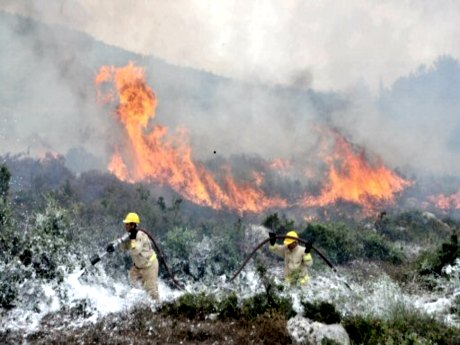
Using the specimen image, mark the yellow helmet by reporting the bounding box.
[284,231,298,246]
[123,212,141,224]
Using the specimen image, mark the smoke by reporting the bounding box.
[330,57,460,176]
[1,1,460,180]
[0,9,114,167]
[4,1,460,91]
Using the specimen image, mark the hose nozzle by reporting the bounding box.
[90,254,101,265]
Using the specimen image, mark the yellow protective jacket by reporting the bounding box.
[269,244,313,285]
[121,230,157,268]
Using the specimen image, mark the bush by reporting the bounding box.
[160,265,295,322]
[217,292,240,320]
[179,221,245,280]
[360,230,403,264]
[301,300,341,324]
[162,226,198,276]
[304,222,358,264]
[0,197,81,309]
[304,222,403,265]
[240,264,295,320]
[160,292,218,320]
[382,211,454,245]
[343,303,460,345]
[417,233,459,276]
[240,291,294,320]
[262,212,295,234]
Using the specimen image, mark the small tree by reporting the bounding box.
[0,164,12,227]
[0,164,11,201]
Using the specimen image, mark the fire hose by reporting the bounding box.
[90,233,130,265]
[138,228,185,290]
[89,230,185,290]
[230,234,352,290]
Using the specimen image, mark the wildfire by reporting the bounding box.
[96,63,414,215]
[302,130,413,210]
[96,63,287,213]
[427,191,460,210]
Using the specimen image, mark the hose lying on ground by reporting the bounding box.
[230,234,352,290]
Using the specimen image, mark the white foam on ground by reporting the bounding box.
[231,263,460,327]
[1,266,186,333]
[3,259,459,333]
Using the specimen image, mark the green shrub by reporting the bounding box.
[417,233,459,276]
[304,222,358,264]
[178,221,245,280]
[217,292,240,320]
[0,197,81,309]
[162,226,198,276]
[301,300,341,324]
[360,230,403,264]
[262,212,295,234]
[160,264,296,322]
[240,291,294,320]
[303,222,404,265]
[160,292,218,320]
[344,303,460,345]
[382,211,454,245]
[240,264,295,320]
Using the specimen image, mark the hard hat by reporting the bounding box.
[284,231,298,246]
[123,212,141,224]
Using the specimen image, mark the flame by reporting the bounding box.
[96,63,287,213]
[270,158,292,171]
[252,171,265,186]
[427,191,460,210]
[96,63,414,215]
[302,130,413,210]
[108,150,130,182]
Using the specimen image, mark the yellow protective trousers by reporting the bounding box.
[129,257,159,300]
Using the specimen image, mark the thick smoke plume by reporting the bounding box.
[1,2,460,183]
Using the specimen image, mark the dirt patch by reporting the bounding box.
[1,307,292,345]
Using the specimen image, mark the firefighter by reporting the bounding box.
[107,212,159,300]
[268,230,313,286]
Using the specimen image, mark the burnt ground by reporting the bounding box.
[0,306,292,345]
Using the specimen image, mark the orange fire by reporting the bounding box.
[270,158,292,171]
[96,63,287,213]
[302,130,413,210]
[96,63,414,215]
[427,191,460,210]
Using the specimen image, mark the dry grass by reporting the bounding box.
[1,306,292,345]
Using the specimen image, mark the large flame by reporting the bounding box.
[96,63,414,214]
[302,129,413,210]
[96,63,287,213]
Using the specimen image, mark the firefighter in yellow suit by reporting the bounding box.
[269,230,313,286]
[107,212,159,300]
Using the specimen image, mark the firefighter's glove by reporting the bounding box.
[129,229,138,240]
[304,242,312,254]
[269,232,277,246]
[106,243,115,253]
[300,275,310,285]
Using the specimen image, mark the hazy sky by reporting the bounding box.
[2,0,460,92]
[2,1,460,178]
